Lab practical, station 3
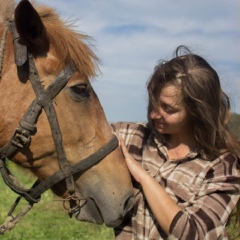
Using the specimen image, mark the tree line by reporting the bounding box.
[228,113,240,140]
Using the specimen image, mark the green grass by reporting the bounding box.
[1,163,239,239]
[0,163,114,240]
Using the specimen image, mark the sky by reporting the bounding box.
[34,0,239,122]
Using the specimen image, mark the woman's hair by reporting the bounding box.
[147,45,240,159]
[147,45,240,238]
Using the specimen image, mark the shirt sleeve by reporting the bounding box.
[169,153,240,239]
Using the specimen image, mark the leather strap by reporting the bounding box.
[0,135,118,203]
[8,20,27,67]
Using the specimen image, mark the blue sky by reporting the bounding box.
[34,0,239,121]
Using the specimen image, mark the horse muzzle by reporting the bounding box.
[74,194,134,227]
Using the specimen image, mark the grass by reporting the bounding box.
[0,163,114,240]
[1,162,239,239]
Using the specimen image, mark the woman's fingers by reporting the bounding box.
[119,138,143,182]
[119,138,129,157]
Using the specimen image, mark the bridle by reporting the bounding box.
[0,20,118,234]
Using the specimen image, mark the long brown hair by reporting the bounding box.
[147,45,240,238]
[147,45,240,159]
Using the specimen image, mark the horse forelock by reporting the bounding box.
[35,4,100,79]
[0,0,15,23]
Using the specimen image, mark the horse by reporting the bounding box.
[0,0,134,234]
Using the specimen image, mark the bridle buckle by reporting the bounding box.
[11,128,31,148]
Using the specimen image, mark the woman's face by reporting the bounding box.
[150,84,192,135]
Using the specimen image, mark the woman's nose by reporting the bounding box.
[150,109,161,119]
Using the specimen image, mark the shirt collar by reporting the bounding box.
[150,130,207,161]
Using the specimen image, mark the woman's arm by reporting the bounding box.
[120,138,182,234]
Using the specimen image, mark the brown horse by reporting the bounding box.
[0,0,133,232]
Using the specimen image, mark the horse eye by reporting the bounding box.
[71,84,87,94]
[69,84,90,101]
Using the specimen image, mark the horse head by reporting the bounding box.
[0,0,133,230]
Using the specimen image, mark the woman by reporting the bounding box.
[112,46,240,239]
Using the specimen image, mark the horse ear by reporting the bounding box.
[14,0,49,53]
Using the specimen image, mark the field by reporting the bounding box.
[1,162,239,239]
[0,164,114,240]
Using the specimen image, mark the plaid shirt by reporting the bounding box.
[111,122,240,240]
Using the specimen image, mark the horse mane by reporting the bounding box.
[0,0,15,23]
[0,0,100,78]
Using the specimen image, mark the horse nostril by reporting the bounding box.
[123,195,134,215]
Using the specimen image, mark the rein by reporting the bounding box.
[0,20,118,234]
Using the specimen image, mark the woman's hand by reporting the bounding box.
[120,138,181,235]
[119,138,148,183]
